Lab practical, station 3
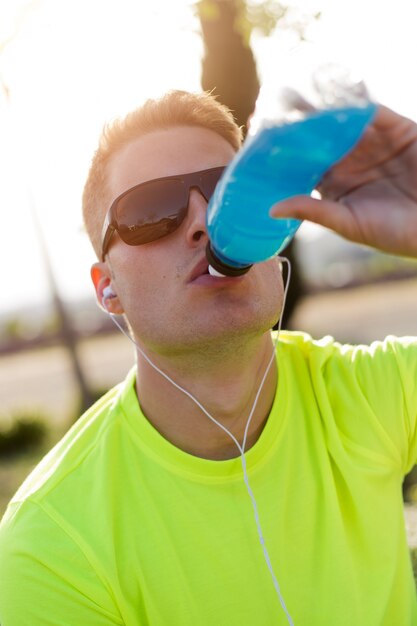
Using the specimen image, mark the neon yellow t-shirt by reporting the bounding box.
[1,332,417,625]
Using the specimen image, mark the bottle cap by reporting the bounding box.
[205,243,252,277]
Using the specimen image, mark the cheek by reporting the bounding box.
[258,261,285,316]
[113,250,178,314]
[259,259,284,292]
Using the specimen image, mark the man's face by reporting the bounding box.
[97,125,283,355]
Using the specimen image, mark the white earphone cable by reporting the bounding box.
[104,257,294,625]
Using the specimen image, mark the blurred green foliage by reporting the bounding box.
[404,466,417,504]
[0,412,47,458]
[195,0,320,43]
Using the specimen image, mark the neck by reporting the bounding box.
[134,332,278,460]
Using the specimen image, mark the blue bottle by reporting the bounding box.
[206,103,377,276]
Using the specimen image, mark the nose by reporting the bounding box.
[183,187,209,246]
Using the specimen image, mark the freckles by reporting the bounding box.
[174,263,184,280]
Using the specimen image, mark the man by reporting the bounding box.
[0,90,416,625]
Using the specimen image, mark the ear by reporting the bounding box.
[91,262,124,314]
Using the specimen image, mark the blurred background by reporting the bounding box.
[1,0,417,551]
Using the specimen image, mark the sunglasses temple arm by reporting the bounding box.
[101,218,116,261]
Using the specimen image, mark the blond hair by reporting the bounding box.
[82,90,243,258]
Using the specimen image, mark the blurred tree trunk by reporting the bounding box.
[1,6,95,417]
[196,0,303,325]
[30,198,95,415]
[198,0,260,137]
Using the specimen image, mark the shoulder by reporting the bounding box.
[278,330,417,367]
[1,367,137,518]
[277,330,417,406]
[278,332,417,472]
[277,330,345,371]
[0,370,138,624]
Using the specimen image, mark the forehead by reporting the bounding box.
[105,125,236,203]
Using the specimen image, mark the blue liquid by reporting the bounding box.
[206,104,377,268]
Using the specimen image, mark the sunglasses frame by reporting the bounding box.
[100,166,226,260]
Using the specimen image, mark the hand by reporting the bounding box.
[271,105,417,258]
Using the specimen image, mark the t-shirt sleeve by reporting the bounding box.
[0,499,124,626]
[386,336,417,473]
[321,335,417,476]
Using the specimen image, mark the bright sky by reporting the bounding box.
[1,0,417,315]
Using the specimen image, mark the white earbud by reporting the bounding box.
[102,285,117,310]
[103,285,116,300]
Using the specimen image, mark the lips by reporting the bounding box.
[187,256,246,286]
[188,258,213,283]
[188,257,210,282]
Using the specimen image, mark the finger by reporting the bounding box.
[270,196,360,241]
[372,104,414,132]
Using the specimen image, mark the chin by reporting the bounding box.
[191,312,278,346]
[132,297,282,355]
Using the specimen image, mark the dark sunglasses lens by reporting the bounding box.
[200,168,225,199]
[116,179,187,245]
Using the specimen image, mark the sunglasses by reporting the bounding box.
[100,166,226,260]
